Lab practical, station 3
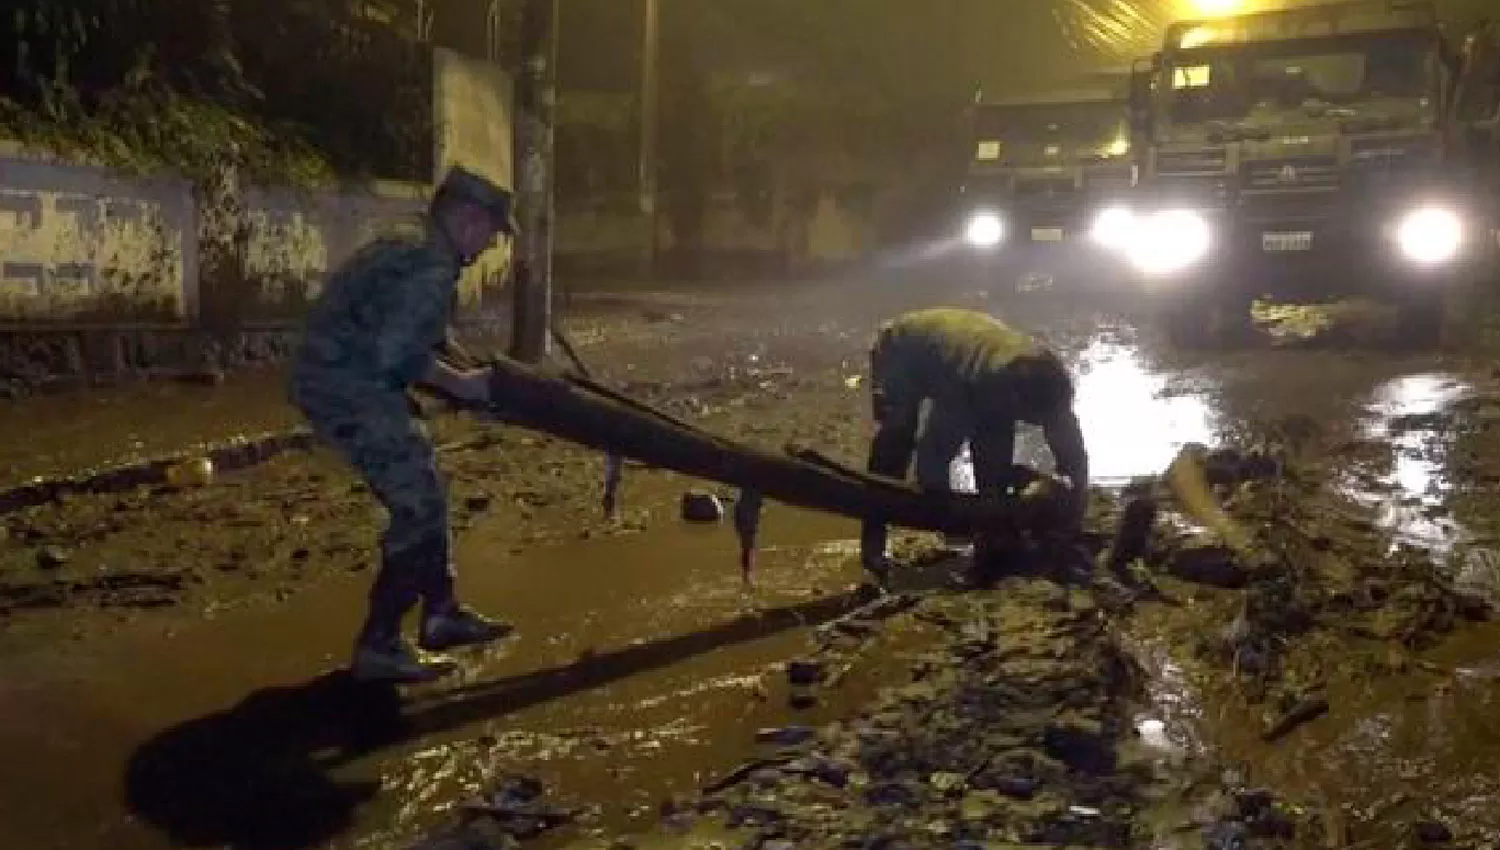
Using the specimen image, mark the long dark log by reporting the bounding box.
[465,357,1064,535]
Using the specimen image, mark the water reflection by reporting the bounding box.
[1066,338,1219,487]
[1348,373,1471,554]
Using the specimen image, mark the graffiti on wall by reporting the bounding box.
[244,206,331,305]
[0,183,189,321]
[236,186,427,318]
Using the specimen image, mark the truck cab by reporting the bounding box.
[1124,0,1495,346]
[956,90,1138,292]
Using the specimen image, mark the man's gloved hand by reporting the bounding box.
[454,367,494,406]
[1020,474,1084,531]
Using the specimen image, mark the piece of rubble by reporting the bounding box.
[786,659,823,686]
[36,546,69,570]
[460,775,578,839]
[754,726,816,747]
[787,689,817,710]
[1169,545,1249,589]
[680,491,724,523]
[1204,819,1249,850]
[1261,695,1329,742]
[1414,820,1454,843]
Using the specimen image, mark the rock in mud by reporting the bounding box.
[973,773,1041,799]
[461,774,577,839]
[1414,820,1454,843]
[680,491,724,523]
[1204,819,1249,850]
[1169,545,1249,589]
[1043,714,1115,775]
[1261,695,1329,742]
[785,659,823,686]
[787,689,818,710]
[35,546,69,570]
[754,726,817,747]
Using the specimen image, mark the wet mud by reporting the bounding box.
[4,279,1500,849]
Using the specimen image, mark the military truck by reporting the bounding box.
[1124,0,1500,346]
[957,90,1138,293]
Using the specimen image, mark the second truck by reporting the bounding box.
[1123,0,1500,346]
[957,89,1139,293]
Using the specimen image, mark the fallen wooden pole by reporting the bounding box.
[446,357,1066,536]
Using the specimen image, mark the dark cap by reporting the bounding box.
[436,166,518,235]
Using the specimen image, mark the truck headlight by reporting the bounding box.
[1396,207,1463,265]
[964,211,1004,248]
[1128,210,1212,275]
[1090,206,1135,250]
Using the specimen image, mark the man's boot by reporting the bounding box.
[419,602,514,652]
[351,554,457,684]
[412,544,514,652]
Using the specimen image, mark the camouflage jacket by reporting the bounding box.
[874,308,1066,419]
[291,225,460,411]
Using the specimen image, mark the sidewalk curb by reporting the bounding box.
[0,429,316,517]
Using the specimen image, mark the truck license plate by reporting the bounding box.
[1031,227,1065,242]
[1262,231,1313,252]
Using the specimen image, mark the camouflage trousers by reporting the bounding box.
[863,335,1019,565]
[296,388,456,640]
[866,333,1018,487]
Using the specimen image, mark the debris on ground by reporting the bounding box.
[679,491,724,523]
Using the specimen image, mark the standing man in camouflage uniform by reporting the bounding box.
[861,307,1090,587]
[291,167,518,683]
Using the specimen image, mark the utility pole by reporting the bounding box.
[509,0,559,362]
[637,0,661,275]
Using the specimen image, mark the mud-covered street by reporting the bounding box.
[1,273,1499,850]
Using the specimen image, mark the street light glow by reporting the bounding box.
[1191,0,1242,16]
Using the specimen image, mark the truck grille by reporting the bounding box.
[1244,157,1340,192]
[1013,176,1078,199]
[1150,176,1230,207]
[1154,149,1228,175]
[1083,166,1134,193]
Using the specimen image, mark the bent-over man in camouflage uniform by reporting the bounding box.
[862,307,1090,586]
[290,167,518,683]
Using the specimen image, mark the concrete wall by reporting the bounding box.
[433,46,515,307]
[553,188,872,277]
[0,152,196,324]
[236,182,428,320]
[0,143,432,325]
[0,46,518,327]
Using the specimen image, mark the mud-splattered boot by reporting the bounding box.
[350,552,457,684]
[351,636,458,684]
[419,603,515,652]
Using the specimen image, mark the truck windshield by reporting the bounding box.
[1165,30,1432,125]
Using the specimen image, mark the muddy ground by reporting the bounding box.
[3,271,1500,850]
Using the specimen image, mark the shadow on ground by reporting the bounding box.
[122,586,892,850]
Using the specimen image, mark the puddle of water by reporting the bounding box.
[1063,338,1219,488]
[1126,370,1500,845]
[0,370,302,488]
[1348,372,1472,554]
[0,499,896,850]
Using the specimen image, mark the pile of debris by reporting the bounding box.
[410,425,1495,850]
[614,581,1146,849]
[1107,432,1491,706]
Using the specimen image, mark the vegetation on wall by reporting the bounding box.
[0,0,491,184]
